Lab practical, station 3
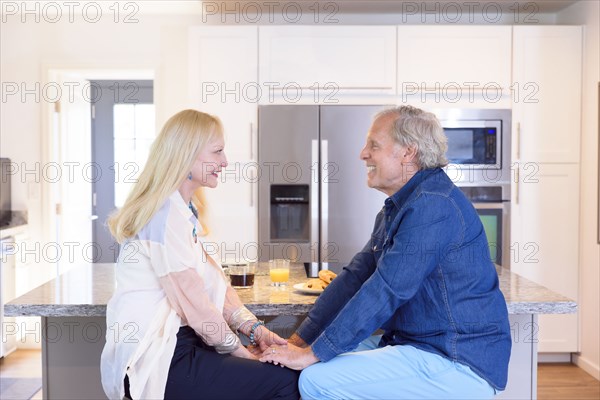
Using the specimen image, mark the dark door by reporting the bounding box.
[90,80,154,262]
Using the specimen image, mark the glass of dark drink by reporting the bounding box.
[229,263,255,288]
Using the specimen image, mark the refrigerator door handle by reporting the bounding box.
[321,139,328,269]
[311,140,319,263]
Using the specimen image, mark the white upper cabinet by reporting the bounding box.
[512,26,582,163]
[259,26,396,98]
[397,26,512,91]
[188,26,258,161]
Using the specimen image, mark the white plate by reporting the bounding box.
[293,283,323,295]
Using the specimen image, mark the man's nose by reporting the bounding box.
[359,146,368,160]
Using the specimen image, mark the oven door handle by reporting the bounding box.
[472,202,507,210]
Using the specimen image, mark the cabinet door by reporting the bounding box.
[397,26,512,91]
[513,26,582,163]
[204,168,257,263]
[511,163,579,352]
[189,26,258,161]
[259,26,396,97]
[189,26,258,259]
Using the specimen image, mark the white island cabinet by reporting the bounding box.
[5,264,577,400]
[511,25,582,353]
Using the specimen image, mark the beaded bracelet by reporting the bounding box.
[249,320,264,346]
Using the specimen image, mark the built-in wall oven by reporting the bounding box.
[432,109,512,268]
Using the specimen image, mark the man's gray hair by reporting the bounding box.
[375,106,448,169]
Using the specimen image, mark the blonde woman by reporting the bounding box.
[100,110,299,400]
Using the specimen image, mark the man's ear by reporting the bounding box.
[404,145,418,162]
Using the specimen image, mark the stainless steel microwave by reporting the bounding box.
[444,120,502,169]
[432,109,512,201]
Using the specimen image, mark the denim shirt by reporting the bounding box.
[296,168,512,390]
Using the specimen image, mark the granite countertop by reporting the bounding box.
[0,211,28,237]
[5,263,577,318]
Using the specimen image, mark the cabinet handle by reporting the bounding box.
[515,167,520,205]
[250,122,254,160]
[516,122,521,160]
[250,167,254,208]
[294,86,393,90]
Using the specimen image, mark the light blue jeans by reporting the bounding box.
[300,335,496,400]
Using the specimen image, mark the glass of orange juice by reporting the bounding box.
[269,259,290,286]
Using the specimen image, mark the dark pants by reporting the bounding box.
[160,326,299,400]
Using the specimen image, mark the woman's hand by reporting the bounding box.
[230,344,258,360]
[287,333,308,348]
[249,325,288,352]
[259,343,319,370]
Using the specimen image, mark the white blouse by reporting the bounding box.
[100,191,243,400]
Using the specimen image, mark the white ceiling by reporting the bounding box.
[0,1,578,16]
[123,1,580,15]
[319,1,579,14]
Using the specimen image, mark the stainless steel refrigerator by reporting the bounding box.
[258,105,388,273]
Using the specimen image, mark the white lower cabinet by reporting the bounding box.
[511,163,579,352]
[204,165,257,263]
[0,236,17,357]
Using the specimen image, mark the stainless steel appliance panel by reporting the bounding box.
[432,108,512,200]
[320,106,387,265]
[258,105,319,262]
[474,202,511,268]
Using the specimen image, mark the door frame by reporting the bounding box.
[41,66,155,259]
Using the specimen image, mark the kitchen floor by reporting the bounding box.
[0,350,42,399]
[1,350,599,399]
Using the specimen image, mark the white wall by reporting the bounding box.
[1,13,196,245]
[0,11,197,306]
[558,0,600,380]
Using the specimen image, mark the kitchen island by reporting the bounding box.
[5,263,576,400]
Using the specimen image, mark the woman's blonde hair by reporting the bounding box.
[108,109,224,243]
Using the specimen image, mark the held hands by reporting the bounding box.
[230,344,258,360]
[234,323,318,369]
[259,343,319,370]
[254,325,288,350]
[241,324,288,357]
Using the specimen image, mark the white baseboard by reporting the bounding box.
[538,353,571,363]
[572,354,600,380]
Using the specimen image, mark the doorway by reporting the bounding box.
[90,80,154,262]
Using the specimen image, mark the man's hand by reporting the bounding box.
[259,343,319,370]
[287,333,308,348]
